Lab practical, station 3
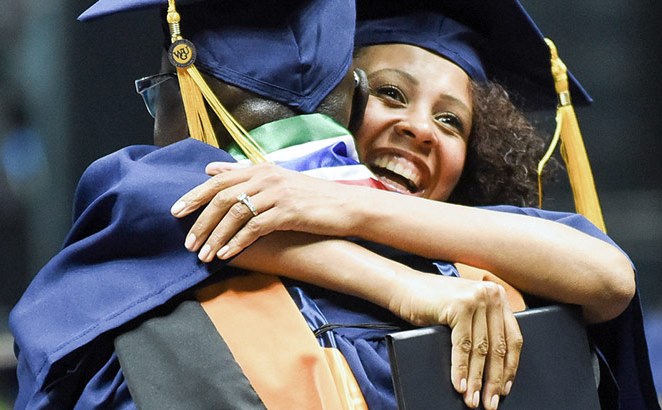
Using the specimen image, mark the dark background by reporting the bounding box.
[1,0,660,406]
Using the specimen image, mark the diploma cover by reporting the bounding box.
[387,304,600,409]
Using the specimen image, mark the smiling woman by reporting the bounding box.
[354,44,471,201]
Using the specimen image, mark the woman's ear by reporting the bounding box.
[347,68,369,135]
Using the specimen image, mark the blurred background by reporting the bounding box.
[0,0,659,407]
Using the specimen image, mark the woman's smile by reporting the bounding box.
[364,149,427,195]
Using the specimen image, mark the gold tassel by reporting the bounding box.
[175,66,219,147]
[186,67,268,162]
[166,0,267,162]
[538,39,606,232]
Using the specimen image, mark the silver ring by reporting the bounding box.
[236,192,258,217]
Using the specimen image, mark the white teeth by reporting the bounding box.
[371,155,422,190]
[400,167,414,182]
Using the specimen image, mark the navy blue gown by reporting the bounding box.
[10,137,659,409]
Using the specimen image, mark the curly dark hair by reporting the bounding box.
[447,82,558,207]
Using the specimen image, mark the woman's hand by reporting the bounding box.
[171,162,362,261]
[387,271,522,410]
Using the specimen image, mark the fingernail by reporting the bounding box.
[171,200,186,216]
[198,244,211,261]
[504,380,512,395]
[217,245,230,259]
[460,378,467,393]
[184,233,197,251]
[472,391,480,408]
[491,394,499,409]
[205,163,221,174]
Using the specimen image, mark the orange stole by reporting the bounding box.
[196,272,367,410]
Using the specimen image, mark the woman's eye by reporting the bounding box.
[373,85,406,104]
[435,112,464,134]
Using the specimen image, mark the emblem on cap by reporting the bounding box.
[169,39,197,68]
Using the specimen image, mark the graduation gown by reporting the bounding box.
[10,114,659,409]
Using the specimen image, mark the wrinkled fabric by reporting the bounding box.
[10,116,368,408]
[10,118,658,408]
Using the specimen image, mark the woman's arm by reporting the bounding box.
[172,162,635,323]
[341,191,635,324]
[230,231,521,410]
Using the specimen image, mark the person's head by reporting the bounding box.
[80,0,366,149]
[150,50,360,148]
[352,2,591,206]
[353,43,472,202]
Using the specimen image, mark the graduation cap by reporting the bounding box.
[355,0,606,231]
[79,0,356,163]
[356,0,591,110]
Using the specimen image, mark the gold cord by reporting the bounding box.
[538,39,606,232]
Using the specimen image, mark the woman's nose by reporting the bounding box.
[393,113,438,147]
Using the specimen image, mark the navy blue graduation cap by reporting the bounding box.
[355,0,591,111]
[355,0,606,230]
[79,0,356,162]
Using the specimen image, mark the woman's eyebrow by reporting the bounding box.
[367,68,419,85]
[439,94,471,119]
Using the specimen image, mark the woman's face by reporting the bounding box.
[354,44,473,201]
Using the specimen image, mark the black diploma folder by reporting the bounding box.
[387,304,601,409]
